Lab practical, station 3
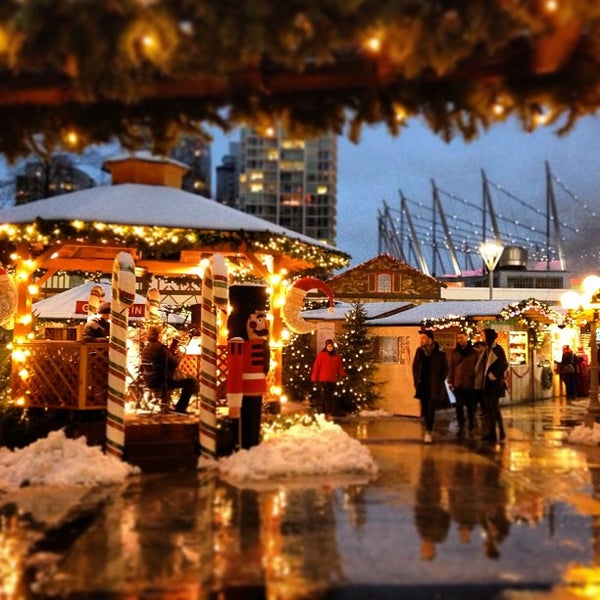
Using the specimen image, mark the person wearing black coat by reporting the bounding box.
[474,328,509,442]
[412,329,449,444]
[448,331,478,434]
[140,326,197,414]
[82,301,111,342]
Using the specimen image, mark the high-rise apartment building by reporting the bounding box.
[170,135,211,198]
[237,126,338,245]
[215,141,240,207]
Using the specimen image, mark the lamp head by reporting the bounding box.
[479,241,504,271]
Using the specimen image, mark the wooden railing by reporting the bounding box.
[11,341,109,410]
[11,342,229,410]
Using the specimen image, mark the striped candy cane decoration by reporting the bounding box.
[145,286,162,324]
[106,252,136,459]
[199,253,228,459]
[87,283,105,317]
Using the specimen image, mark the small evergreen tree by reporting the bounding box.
[282,331,316,403]
[336,302,381,413]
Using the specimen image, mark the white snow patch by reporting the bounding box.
[217,414,378,482]
[0,429,140,492]
[567,423,600,446]
[359,408,393,418]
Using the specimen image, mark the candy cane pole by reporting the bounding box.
[145,286,162,325]
[87,284,105,317]
[106,252,136,459]
[199,253,228,460]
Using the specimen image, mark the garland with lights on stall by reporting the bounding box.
[0,218,350,273]
[420,315,478,338]
[497,298,564,349]
[0,1,598,159]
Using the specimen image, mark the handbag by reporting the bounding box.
[562,363,575,375]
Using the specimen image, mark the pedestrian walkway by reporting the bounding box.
[3,397,600,599]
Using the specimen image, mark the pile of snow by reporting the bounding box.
[568,423,600,446]
[0,430,140,492]
[217,415,379,481]
[359,408,393,418]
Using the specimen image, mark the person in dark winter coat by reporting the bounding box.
[82,301,111,342]
[412,330,449,444]
[140,325,197,414]
[311,338,346,416]
[474,328,509,442]
[448,331,478,434]
[559,344,577,399]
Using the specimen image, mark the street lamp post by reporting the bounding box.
[561,275,600,414]
[479,241,504,300]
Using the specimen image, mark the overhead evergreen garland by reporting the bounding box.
[0,1,598,159]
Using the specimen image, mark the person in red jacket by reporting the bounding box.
[311,338,346,417]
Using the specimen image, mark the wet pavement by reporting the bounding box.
[3,397,600,599]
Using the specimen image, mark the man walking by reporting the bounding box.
[475,328,509,442]
[448,330,478,435]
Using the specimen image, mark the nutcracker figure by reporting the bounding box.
[226,284,270,449]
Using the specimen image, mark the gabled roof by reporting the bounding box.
[0,183,335,250]
[366,300,518,326]
[327,253,442,286]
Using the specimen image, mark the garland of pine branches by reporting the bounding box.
[0,1,597,159]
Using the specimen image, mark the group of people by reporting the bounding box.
[413,327,508,444]
[558,344,589,399]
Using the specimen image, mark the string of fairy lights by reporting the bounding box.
[379,164,591,274]
[0,2,597,159]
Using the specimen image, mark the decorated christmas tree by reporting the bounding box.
[282,331,316,403]
[336,303,381,413]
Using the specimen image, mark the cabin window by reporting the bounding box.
[378,336,399,363]
[376,272,392,293]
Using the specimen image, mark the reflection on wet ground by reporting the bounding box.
[3,397,600,599]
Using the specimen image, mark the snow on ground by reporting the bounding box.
[0,416,379,490]
[359,408,393,418]
[217,414,379,482]
[0,430,140,492]
[568,423,600,446]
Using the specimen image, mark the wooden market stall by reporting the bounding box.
[0,156,348,463]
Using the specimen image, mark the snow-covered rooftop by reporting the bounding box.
[366,299,517,326]
[0,183,336,250]
[302,301,413,321]
[102,151,190,171]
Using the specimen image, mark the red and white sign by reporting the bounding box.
[75,301,146,317]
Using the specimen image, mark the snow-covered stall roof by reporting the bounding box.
[302,301,414,321]
[366,299,517,326]
[32,280,184,322]
[0,183,335,250]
